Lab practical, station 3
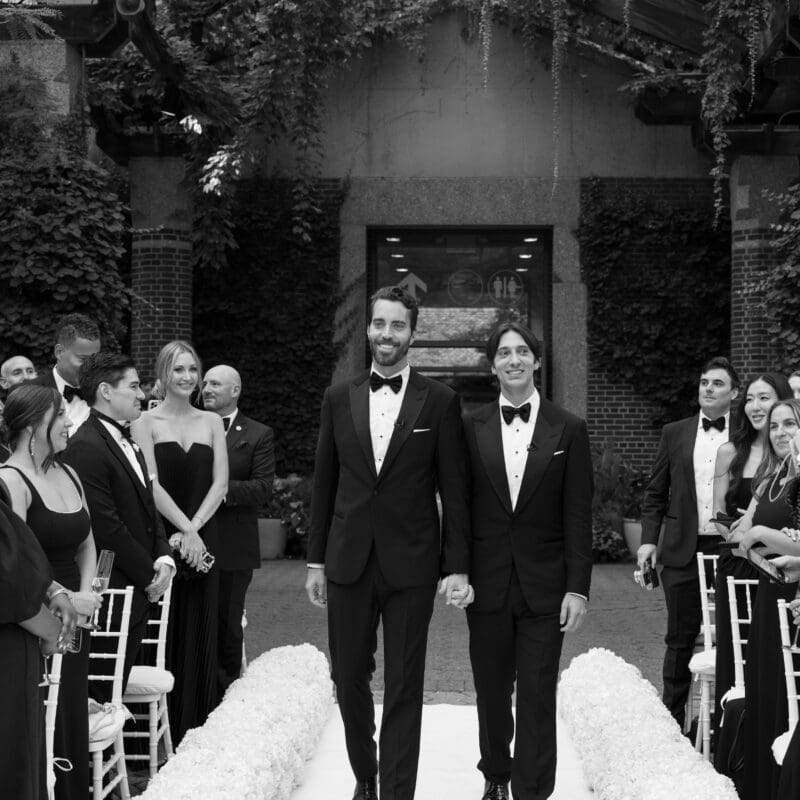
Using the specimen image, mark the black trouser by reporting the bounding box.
[326,553,436,800]
[466,571,564,800]
[217,568,253,696]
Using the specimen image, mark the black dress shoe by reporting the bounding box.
[353,776,378,800]
[482,781,509,800]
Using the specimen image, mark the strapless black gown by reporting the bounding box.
[154,442,220,745]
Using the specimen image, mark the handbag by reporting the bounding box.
[171,545,215,581]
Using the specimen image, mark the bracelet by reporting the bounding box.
[48,587,73,604]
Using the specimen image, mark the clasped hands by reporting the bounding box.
[438,573,473,609]
[169,524,206,569]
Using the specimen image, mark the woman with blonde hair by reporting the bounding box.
[132,340,228,743]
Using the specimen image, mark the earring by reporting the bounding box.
[28,434,35,457]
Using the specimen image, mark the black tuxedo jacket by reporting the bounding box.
[63,415,170,593]
[464,398,593,614]
[641,414,715,568]
[34,368,57,390]
[308,368,470,588]
[215,413,274,571]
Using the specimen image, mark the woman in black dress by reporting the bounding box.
[0,384,102,800]
[709,374,792,737]
[732,400,800,800]
[0,486,67,800]
[133,341,228,744]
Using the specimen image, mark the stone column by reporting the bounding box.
[729,155,798,375]
[129,156,193,376]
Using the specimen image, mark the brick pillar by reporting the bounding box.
[129,157,193,377]
[729,156,798,375]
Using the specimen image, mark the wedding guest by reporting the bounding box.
[463,322,592,800]
[35,313,101,433]
[132,341,228,745]
[789,370,800,400]
[64,353,175,698]
[0,383,102,800]
[707,373,792,738]
[639,356,740,728]
[0,487,68,800]
[201,365,274,695]
[0,355,37,390]
[730,400,800,800]
[306,286,470,800]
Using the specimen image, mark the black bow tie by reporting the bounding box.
[223,417,231,432]
[91,409,133,441]
[501,403,531,425]
[370,373,402,394]
[62,384,82,403]
[702,416,725,432]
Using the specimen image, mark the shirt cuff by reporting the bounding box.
[307,563,325,569]
[155,556,176,571]
[567,592,588,602]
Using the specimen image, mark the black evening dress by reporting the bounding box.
[154,442,220,745]
[0,465,92,800]
[0,495,52,800]
[713,477,759,743]
[742,486,799,800]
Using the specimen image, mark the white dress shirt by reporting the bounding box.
[498,389,540,510]
[694,411,730,536]
[53,367,90,433]
[369,364,410,475]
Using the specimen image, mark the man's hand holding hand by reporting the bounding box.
[438,573,473,608]
[305,567,327,608]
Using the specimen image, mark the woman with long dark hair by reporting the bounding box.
[132,340,228,744]
[0,383,101,800]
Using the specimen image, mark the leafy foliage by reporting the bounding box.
[192,178,344,473]
[577,178,731,424]
[267,474,313,559]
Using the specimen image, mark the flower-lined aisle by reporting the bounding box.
[140,644,333,800]
[559,648,738,800]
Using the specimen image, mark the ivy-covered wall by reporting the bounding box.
[579,177,731,473]
[192,179,345,475]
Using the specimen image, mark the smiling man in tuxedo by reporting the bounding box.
[638,356,739,727]
[202,364,274,695]
[64,352,174,697]
[306,285,470,800]
[463,322,592,800]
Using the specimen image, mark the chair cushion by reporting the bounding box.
[688,649,716,676]
[772,725,797,766]
[720,686,745,707]
[88,703,128,744]
[124,665,174,697]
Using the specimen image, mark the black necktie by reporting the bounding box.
[501,403,531,425]
[91,409,133,441]
[63,384,81,403]
[702,416,725,432]
[223,417,231,432]
[370,373,402,394]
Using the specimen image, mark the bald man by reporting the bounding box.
[202,365,275,693]
[0,356,37,389]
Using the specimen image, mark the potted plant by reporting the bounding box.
[591,442,634,562]
[620,467,648,556]
[260,474,312,560]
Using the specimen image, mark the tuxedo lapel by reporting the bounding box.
[90,417,152,508]
[514,406,564,514]
[378,370,428,481]
[680,416,699,507]
[474,403,513,515]
[349,372,378,481]
[226,416,248,452]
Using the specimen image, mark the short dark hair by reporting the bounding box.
[79,353,136,405]
[486,321,542,363]
[0,383,62,470]
[700,356,740,389]
[368,286,419,332]
[55,313,100,347]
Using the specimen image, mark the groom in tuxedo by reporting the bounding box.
[306,285,470,800]
[638,356,739,727]
[65,352,174,698]
[464,322,592,800]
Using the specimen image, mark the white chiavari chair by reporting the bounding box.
[774,598,800,766]
[43,653,63,800]
[725,576,759,703]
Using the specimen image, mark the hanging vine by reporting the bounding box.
[549,0,568,193]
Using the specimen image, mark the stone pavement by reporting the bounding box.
[243,558,667,704]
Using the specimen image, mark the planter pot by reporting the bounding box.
[258,518,287,560]
[622,518,642,555]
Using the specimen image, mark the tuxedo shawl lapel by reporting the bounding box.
[90,416,153,509]
[474,403,513,515]
[514,403,564,515]
[349,371,378,481]
[378,370,428,481]
[680,415,699,507]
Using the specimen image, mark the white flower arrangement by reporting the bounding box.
[558,648,738,800]
[140,644,333,800]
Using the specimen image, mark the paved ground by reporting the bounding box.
[243,558,667,704]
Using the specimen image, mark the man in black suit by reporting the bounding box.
[36,313,101,434]
[306,285,470,800]
[638,356,739,726]
[464,322,592,800]
[202,364,275,695]
[64,352,174,698]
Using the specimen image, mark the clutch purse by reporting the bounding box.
[171,545,215,581]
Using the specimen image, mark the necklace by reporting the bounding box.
[767,454,794,504]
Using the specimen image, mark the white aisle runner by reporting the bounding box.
[291,705,593,799]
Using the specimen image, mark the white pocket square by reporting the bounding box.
[553,450,565,456]
[412,428,431,433]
